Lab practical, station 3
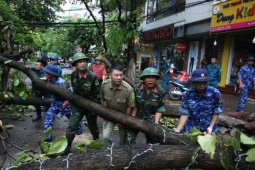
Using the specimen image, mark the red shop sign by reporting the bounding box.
[176,43,186,52]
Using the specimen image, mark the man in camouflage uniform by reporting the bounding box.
[236,55,255,112]
[42,64,82,141]
[101,64,135,147]
[127,67,166,144]
[61,52,100,155]
[175,68,223,134]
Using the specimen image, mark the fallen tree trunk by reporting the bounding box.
[4,97,247,131]
[0,55,193,146]
[13,145,254,170]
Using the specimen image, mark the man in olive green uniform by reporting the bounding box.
[61,52,100,155]
[127,67,166,144]
[101,64,135,147]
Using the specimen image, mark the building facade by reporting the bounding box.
[211,0,255,88]
[139,0,215,73]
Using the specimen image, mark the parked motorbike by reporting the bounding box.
[168,71,192,100]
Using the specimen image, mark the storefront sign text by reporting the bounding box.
[143,25,173,43]
[211,0,255,33]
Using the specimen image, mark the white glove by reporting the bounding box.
[206,127,212,134]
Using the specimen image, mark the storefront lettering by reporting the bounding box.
[231,0,242,6]
[223,3,230,9]
[217,13,234,23]
[236,4,255,19]
[144,26,173,41]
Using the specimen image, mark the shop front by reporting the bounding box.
[142,24,187,73]
[211,0,255,87]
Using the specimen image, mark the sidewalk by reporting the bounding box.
[165,93,255,114]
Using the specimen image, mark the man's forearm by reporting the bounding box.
[126,107,133,116]
[175,115,189,132]
[209,114,219,129]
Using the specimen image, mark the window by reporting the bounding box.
[146,0,186,23]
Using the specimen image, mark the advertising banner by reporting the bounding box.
[211,0,255,33]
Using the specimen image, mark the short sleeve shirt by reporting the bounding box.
[91,64,107,80]
[135,83,166,120]
[179,86,223,133]
[101,79,135,113]
[237,64,255,88]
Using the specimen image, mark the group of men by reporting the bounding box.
[30,51,255,157]
[30,52,167,157]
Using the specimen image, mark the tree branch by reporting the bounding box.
[115,0,126,25]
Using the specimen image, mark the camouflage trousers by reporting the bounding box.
[43,100,83,141]
[236,88,249,112]
[126,117,159,145]
[66,106,99,148]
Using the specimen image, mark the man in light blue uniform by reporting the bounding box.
[161,56,170,91]
[206,57,221,88]
[42,64,82,141]
[175,68,223,134]
[49,55,62,76]
[28,59,52,121]
[236,55,255,112]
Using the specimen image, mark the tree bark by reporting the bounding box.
[13,145,255,170]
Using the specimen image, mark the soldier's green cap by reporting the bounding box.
[140,67,160,80]
[72,52,89,66]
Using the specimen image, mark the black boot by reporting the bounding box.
[93,133,99,140]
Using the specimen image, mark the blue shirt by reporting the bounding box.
[179,86,223,133]
[238,64,255,89]
[31,66,45,94]
[47,77,68,101]
[56,65,62,76]
[31,66,45,78]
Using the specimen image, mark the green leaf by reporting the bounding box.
[240,132,255,146]
[4,60,12,64]
[231,130,241,151]
[16,151,28,157]
[40,142,51,153]
[191,146,201,164]
[7,92,15,98]
[246,148,255,162]
[4,93,9,98]
[89,139,104,149]
[197,134,216,159]
[21,93,28,100]
[47,137,67,155]
[19,91,25,98]
[5,124,14,129]
[83,138,93,146]
[74,144,88,152]
[14,79,20,86]
[184,131,204,138]
[220,140,230,170]
[41,127,52,143]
